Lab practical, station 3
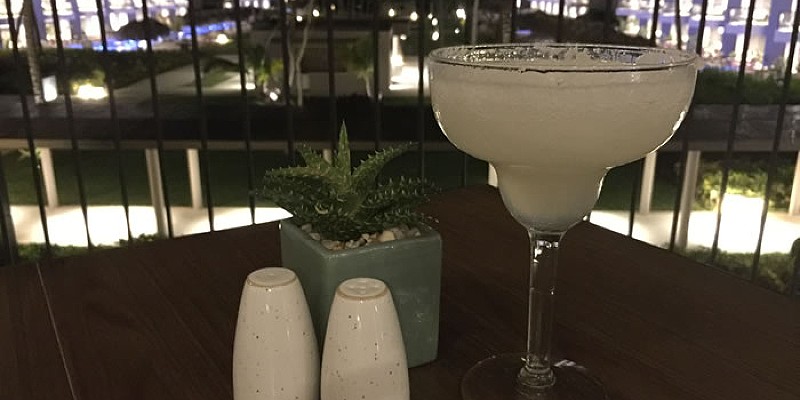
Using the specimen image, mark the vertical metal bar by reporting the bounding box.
[462,1,475,187]
[3,0,50,255]
[694,0,709,54]
[649,0,662,46]
[93,0,133,242]
[710,0,757,263]
[603,0,614,42]
[139,0,175,238]
[145,149,168,236]
[674,0,683,50]
[416,0,427,178]
[669,0,708,251]
[371,0,382,150]
[232,0,257,224]
[556,0,567,42]
[0,157,18,265]
[510,0,518,42]
[5,0,46,257]
[187,0,215,231]
[789,259,800,296]
[628,159,642,237]
[279,0,296,164]
[48,0,93,248]
[327,0,338,149]
[751,0,800,279]
[470,0,480,44]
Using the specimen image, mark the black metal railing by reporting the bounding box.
[0,0,798,296]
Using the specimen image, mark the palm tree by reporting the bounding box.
[20,0,44,104]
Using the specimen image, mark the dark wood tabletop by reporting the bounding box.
[2,185,798,400]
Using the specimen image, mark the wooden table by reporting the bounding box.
[2,186,798,400]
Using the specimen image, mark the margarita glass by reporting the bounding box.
[429,44,697,399]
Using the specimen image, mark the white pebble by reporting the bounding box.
[301,224,313,232]
[309,232,321,241]
[390,227,405,240]
[377,230,396,242]
[321,239,340,250]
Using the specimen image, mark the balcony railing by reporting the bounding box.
[0,0,798,297]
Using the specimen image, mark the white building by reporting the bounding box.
[1,0,189,47]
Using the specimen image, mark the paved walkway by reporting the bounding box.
[10,204,800,254]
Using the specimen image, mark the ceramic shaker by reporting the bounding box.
[321,277,409,400]
[233,267,319,400]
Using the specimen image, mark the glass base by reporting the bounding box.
[462,353,608,400]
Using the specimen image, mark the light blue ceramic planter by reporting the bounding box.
[279,220,442,367]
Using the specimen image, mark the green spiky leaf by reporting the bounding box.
[259,124,437,242]
[297,144,330,170]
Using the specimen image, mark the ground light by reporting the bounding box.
[215,33,230,45]
[75,84,108,100]
[720,193,765,222]
[409,11,418,21]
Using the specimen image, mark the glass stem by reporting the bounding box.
[517,229,563,390]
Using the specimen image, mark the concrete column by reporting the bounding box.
[675,150,701,250]
[39,148,59,207]
[145,149,168,237]
[639,152,657,213]
[186,149,202,209]
[488,164,498,187]
[789,151,800,215]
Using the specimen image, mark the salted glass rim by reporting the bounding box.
[428,43,698,73]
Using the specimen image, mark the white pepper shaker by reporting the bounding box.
[233,267,319,400]
[321,278,409,400]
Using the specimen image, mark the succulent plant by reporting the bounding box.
[261,125,437,242]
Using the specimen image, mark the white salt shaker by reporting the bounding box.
[321,278,409,400]
[233,267,319,400]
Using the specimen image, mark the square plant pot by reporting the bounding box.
[280,220,442,367]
